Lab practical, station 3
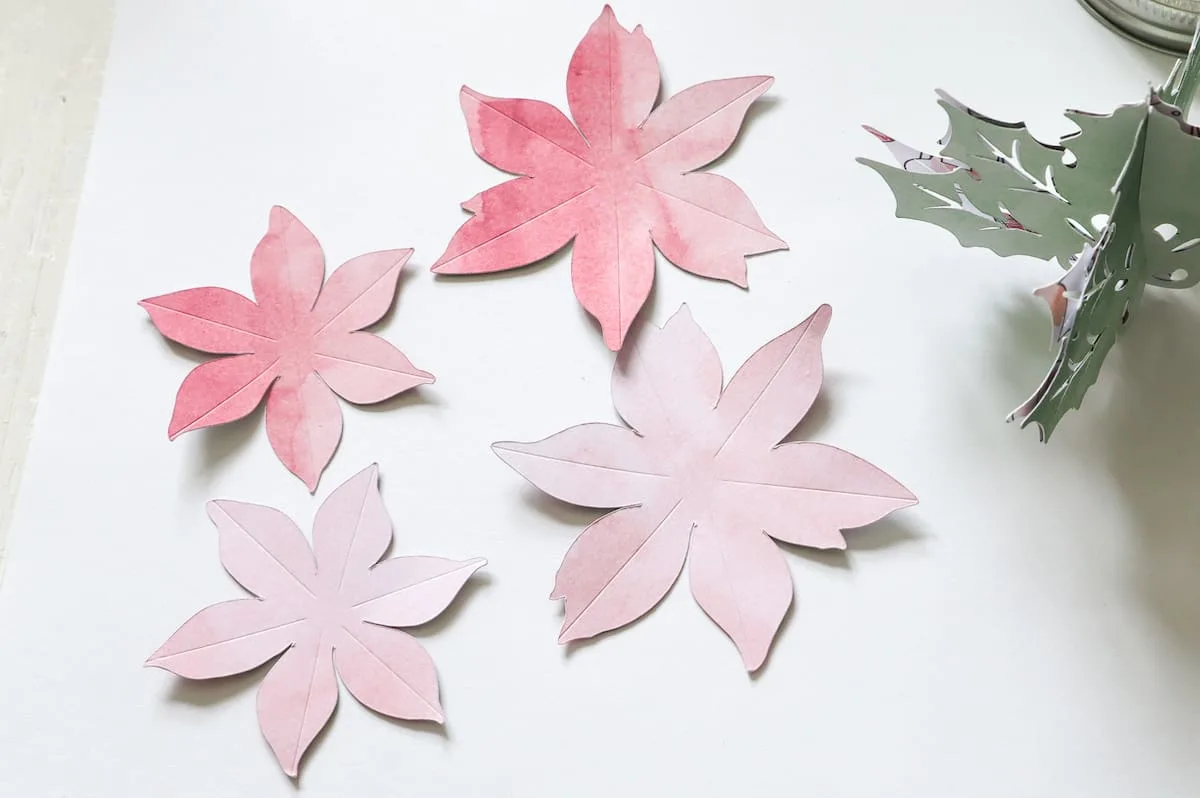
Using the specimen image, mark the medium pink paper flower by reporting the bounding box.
[147,465,485,777]
[494,305,917,671]
[140,206,433,491]
[433,5,786,350]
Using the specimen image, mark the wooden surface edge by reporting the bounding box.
[0,0,116,577]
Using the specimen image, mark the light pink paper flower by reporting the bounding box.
[146,465,485,777]
[494,305,917,671]
[433,5,786,350]
[140,206,433,491]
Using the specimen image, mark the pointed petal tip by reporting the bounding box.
[744,657,766,674]
[392,248,415,269]
[602,327,626,351]
[491,440,527,469]
[808,303,833,332]
[459,85,486,104]
[462,556,488,573]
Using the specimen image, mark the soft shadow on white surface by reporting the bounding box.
[1105,294,1200,657]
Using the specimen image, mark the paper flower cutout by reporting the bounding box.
[146,465,485,777]
[140,206,433,491]
[858,31,1200,440]
[432,5,786,350]
[493,305,916,671]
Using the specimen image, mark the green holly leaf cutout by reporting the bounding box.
[859,29,1200,441]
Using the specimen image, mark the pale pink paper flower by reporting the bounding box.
[146,465,485,777]
[494,305,917,671]
[433,5,786,350]
[140,206,433,491]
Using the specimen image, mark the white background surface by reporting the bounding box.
[1,0,1198,795]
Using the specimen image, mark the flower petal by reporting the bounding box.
[310,249,412,335]
[647,172,786,286]
[430,176,591,275]
[353,556,486,628]
[250,206,325,328]
[145,598,303,679]
[334,622,443,722]
[312,464,391,590]
[611,304,723,440]
[139,287,272,354]
[638,76,774,172]
[569,194,654,350]
[167,353,277,439]
[265,372,343,492]
[256,628,338,778]
[553,501,691,644]
[566,5,660,147]
[714,304,832,457]
[492,423,664,509]
[717,443,918,549]
[460,87,592,176]
[314,332,433,405]
[689,525,792,672]
[207,500,318,599]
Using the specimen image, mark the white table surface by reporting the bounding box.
[2,1,1199,795]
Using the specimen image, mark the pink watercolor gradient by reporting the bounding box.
[140,206,433,491]
[146,465,485,778]
[493,305,917,672]
[432,5,786,350]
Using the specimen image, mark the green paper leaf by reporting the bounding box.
[860,28,1200,441]
[1011,116,1149,441]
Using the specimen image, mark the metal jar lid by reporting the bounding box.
[1079,0,1200,53]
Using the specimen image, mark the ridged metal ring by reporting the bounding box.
[1078,0,1200,54]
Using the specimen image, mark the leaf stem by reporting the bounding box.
[1162,24,1200,116]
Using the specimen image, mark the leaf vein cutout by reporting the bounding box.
[211,503,318,598]
[178,357,280,434]
[635,81,770,163]
[561,499,687,638]
[342,626,439,715]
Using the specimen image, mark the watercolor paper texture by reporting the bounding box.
[432,5,786,350]
[146,465,485,777]
[493,305,916,671]
[140,207,433,490]
[859,28,1200,441]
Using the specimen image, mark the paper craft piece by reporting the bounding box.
[146,465,485,777]
[492,305,916,671]
[859,28,1200,441]
[432,5,786,350]
[140,206,433,491]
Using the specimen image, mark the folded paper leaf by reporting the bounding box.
[859,28,1200,441]
[140,206,434,490]
[432,5,786,350]
[146,465,485,777]
[493,304,916,672]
